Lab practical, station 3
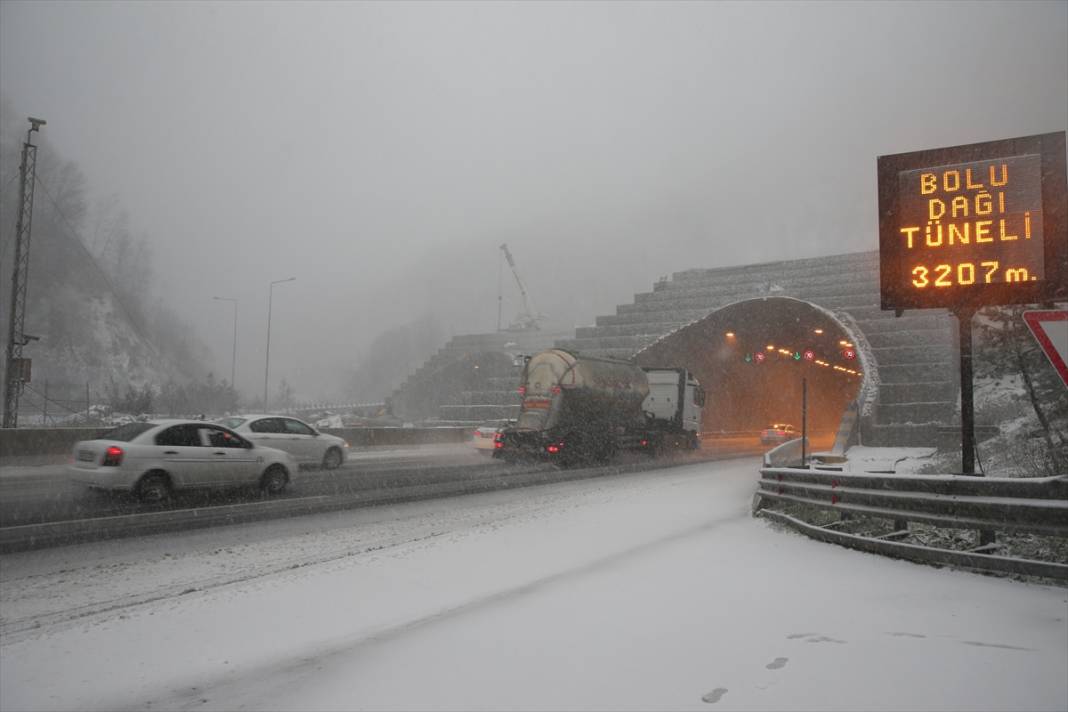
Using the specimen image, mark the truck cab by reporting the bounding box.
[642,368,705,447]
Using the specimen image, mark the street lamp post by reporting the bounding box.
[212,296,238,387]
[264,277,295,410]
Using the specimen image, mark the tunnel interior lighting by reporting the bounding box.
[725,331,735,338]
[766,345,775,351]
[814,329,824,335]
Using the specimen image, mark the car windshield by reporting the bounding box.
[99,422,156,442]
[216,417,246,429]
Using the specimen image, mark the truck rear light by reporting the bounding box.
[102,445,124,466]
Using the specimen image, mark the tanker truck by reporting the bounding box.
[493,349,704,466]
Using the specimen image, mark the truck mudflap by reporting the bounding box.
[494,428,555,463]
[496,427,653,466]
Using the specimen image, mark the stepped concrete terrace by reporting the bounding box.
[555,251,963,447]
[390,330,569,423]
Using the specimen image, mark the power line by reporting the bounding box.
[1,170,28,306]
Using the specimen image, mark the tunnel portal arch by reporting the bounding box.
[635,297,876,447]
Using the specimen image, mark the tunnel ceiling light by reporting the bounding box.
[725,331,735,338]
[814,328,824,335]
[766,344,775,351]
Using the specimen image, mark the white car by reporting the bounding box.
[471,424,501,455]
[470,420,513,455]
[216,414,349,469]
[760,423,798,445]
[68,419,297,502]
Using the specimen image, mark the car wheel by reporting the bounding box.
[260,465,288,495]
[321,447,343,470]
[137,471,171,503]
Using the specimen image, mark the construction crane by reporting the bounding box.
[498,243,543,332]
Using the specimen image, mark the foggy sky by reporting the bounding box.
[1,0,1066,400]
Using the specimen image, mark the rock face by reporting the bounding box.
[6,288,204,423]
[553,251,958,446]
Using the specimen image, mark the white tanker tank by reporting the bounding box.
[495,349,704,465]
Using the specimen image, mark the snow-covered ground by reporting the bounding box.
[1,457,1065,711]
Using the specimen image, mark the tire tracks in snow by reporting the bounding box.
[136,509,751,712]
[2,461,746,643]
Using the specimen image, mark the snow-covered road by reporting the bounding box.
[1,457,1065,711]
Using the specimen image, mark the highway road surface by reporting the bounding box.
[1,455,1063,711]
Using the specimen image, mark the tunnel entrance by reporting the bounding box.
[635,297,866,451]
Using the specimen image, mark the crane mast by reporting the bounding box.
[499,243,542,331]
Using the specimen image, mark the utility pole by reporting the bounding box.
[3,117,46,428]
[263,277,295,410]
[212,296,238,387]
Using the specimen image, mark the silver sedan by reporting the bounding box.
[216,414,350,469]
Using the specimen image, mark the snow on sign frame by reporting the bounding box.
[1023,310,1068,388]
[877,132,1067,312]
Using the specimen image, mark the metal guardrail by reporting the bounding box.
[761,437,808,467]
[752,464,1068,581]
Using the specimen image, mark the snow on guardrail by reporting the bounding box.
[753,465,1068,581]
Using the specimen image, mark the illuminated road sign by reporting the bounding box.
[842,349,856,360]
[803,350,815,362]
[753,352,766,364]
[878,132,1067,311]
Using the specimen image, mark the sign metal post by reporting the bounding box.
[800,377,807,468]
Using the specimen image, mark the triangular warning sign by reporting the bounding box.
[1023,310,1068,388]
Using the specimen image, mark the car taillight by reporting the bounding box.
[546,441,564,454]
[640,439,649,447]
[551,385,561,394]
[494,441,504,449]
[102,445,124,467]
